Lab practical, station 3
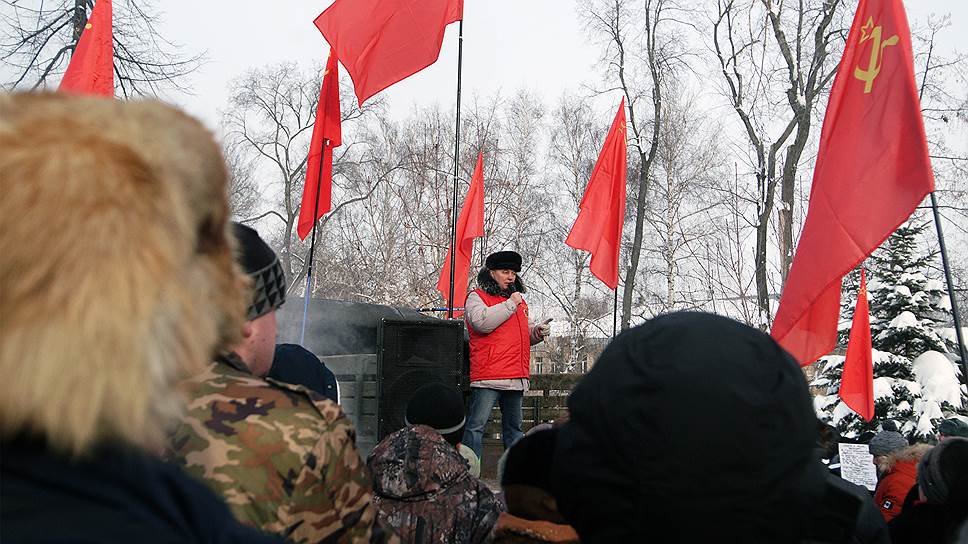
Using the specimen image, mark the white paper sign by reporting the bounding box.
[838,443,878,491]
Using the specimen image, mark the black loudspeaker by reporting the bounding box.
[377,318,464,440]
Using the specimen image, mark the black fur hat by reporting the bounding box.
[485,250,522,272]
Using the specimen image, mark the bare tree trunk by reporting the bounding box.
[71,0,88,42]
[619,0,663,330]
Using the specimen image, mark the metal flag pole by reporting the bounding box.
[299,141,328,345]
[928,191,968,385]
[447,19,464,319]
[612,287,618,337]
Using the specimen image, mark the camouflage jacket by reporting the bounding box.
[367,425,502,544]
[167,352,396,543]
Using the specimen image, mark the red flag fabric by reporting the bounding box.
[840,269,875,421]
[437,152,485,316]
[314,0,463,106]
[772,0,934,365]
[297,51,342,241]
[59,0,113,96]
[565,98,628,290]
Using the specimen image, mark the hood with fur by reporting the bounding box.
[877,443,932,474]
[477,267,526,297]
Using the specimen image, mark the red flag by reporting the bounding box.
[437,152,485,316]
[59,0,113,96]
[840,269,874,421]
[314,0,463,106]
[772,0,934,365]
[297,51,342,241]
[565,98,628,290]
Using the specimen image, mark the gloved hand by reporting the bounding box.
[537,319,552,337]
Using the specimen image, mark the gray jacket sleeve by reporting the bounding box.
[464,291,517,334]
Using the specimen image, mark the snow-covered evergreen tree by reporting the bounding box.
[812,221,967,441]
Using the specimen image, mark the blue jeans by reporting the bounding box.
[462,388,523,459]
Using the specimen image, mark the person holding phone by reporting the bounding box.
[463,250,552,461]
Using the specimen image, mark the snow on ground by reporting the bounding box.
[914,350,964,408]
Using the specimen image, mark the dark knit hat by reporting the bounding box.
[502,427,558,490]
[937,418,968,438]
[485,251,522,272]
[405,382,465,447]
[918,437,968,504]
[868,430,908,456]
[550,312,827,541]
[232,223,286,320]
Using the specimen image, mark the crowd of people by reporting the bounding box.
[2,94,967,544]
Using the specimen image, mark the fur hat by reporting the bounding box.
[0,93,245,454]
[406,382,465,446]
[232,223,285,320]
[869,430,908,456]
[486,250,522,272]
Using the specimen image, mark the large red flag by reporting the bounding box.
[297,51,342,241]
[437,152,485,315]
[840,269,874,421]
[59,0,113,96]
[772,0,934,365]
[565,98,627,290]
[314,0,463,106]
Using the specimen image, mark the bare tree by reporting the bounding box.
[1,0,202,96]
[223,62,384,288]
[711,0,846,327]
[584,0,690,329]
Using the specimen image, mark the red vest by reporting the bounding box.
[467,289,531,381]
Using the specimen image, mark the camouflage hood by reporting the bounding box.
[367,425,470,501]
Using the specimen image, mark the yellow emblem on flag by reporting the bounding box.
[854,16,899,94]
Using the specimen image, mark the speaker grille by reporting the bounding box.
[377,318,464,440]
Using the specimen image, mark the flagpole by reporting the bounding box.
[612,287,618,337]
[928,192,968,385]
[447,20,464,320]
[299,141,328,345]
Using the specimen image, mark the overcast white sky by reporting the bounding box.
[159,0,967,135]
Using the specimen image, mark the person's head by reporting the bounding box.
[270,343,338,402]
[868,430,908,465]
[229,223,286,377]
[484,251,523,292]
[917,438,968,523]
[502,428,567,524]
[817,420,840,460]
[550,312,827,541]
[0,93,245,454]
[405,382,465,447]
[937,418,968,441]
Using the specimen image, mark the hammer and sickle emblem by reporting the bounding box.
[853,17,899,94]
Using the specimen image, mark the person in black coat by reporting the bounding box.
[889,438,968,544]
[2,435,281,543]
[549,312,863,543]
[269,343,340,403]
[0,94,281,543]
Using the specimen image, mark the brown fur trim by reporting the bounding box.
[0,93,246,455]
[877,443,933,473]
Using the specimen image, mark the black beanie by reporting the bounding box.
[232,223,286,320]
[551,312,826,542]
[918,437,968,505]
[502,427,558,490]
[405,382,465,447]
